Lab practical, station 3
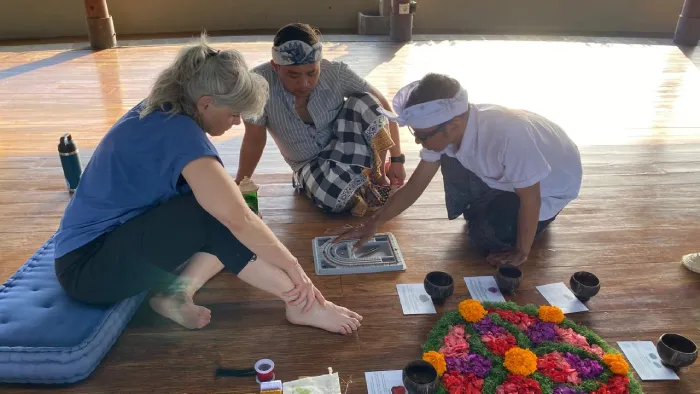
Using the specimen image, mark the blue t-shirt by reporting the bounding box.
[54,102,220,258]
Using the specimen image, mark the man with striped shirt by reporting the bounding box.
[236,23,406,216]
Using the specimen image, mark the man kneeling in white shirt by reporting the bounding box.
[333,73,582,267]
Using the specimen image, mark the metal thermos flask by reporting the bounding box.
[58,133,82,193]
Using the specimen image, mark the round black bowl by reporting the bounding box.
[402,360,439,394]
[423,271,454,305]
[656,333,698,370]
[495,264,522,295]
[570,271,600,302]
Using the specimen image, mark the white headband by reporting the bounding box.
[377,81,469,129]
[271,40,323,66]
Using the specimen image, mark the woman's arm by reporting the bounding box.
[182,156,297,270]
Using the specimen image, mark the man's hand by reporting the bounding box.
[486,249,528,267]
[327,217,381,250]
[386,162,406,186]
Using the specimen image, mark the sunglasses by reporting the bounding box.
[409,122,448,142]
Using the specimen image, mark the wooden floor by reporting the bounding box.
[1,34,700,393]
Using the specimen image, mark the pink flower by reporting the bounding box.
[554,327,606,358]
[585,344,605,358]
[488,308,537,331]
[481,333,517,357]
[440,325,471,357]
[555,327,589,348]
[495,374,542,394]
[536,352,581,385]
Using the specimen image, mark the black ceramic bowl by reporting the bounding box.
[656,333,698,370]
[402,360,439,394]
[570,271,600,302]
[423,271,454,304]
[495,264,522,295]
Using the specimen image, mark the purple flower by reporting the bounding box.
[553,386,585,394]
[526,321,557,344]
[473,316,506,336]
[564,352,604,379]
[445,354,492,379]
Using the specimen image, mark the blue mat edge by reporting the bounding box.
[0,234,148,384]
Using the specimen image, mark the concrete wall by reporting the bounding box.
[0,0,685,41]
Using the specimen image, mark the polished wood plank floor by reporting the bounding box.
[1,35,699,393]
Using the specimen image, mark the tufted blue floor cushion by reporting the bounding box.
[0,235,147,384]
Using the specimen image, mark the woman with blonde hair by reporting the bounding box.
[53,34,362,335]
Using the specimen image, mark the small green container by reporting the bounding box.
[242,190,259,214]
[239,177,260,214]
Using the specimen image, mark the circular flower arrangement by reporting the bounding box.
[420,300,643,394]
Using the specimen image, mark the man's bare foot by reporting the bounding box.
[149,291,211,329]
[286,300,362,335]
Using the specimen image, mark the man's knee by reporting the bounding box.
[484,193,520,230]
[345,92,380,106]
[467,219,513,252]
[466,193,520,251]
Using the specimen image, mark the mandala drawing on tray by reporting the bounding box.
[420,300,643,394]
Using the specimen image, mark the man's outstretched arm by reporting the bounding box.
[333,159,441,248]
[235,122,267,184]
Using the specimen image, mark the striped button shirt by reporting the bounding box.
[246,59,370,171]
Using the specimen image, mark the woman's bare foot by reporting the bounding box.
[149,291,211,329]
[286,300,362,335]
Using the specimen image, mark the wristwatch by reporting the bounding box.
[390,154,405,163]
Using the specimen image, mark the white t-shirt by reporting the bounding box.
[420,104,582,221]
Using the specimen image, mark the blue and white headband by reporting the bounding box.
[271,40,323,66]
[378,80,469,129]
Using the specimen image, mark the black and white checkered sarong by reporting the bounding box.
[296,93,387,213]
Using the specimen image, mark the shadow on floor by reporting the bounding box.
[327,40,405,79]
[0,49,93,80]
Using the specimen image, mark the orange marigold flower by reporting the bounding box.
[422,351,447,376]
[458,299,487,323]
[503,347,538,376]
[603,353,630,375]
[538,305,565,324]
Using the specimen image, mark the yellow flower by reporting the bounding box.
[503,347,538,376]
[458,299,487,323]
[538,305,565,324]
[603,353,629,375]
[422,351,446,376]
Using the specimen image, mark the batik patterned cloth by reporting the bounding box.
[295,92,391,215]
